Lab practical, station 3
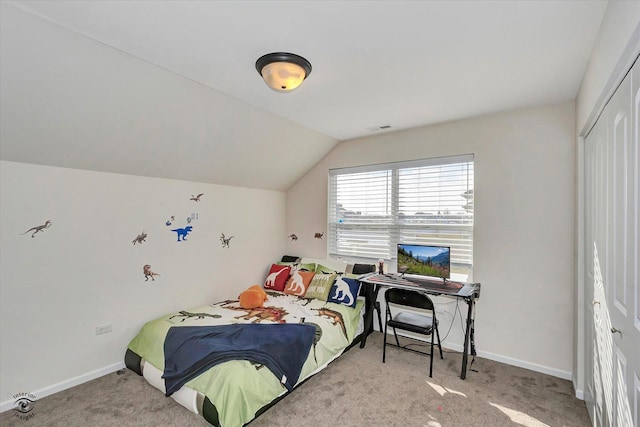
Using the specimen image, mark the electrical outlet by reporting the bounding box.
[96,323,112,335]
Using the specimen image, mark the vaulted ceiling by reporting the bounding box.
[1,1,608,190]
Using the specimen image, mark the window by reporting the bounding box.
[328,154,474,279]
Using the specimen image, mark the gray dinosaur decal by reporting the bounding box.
[20,220,52,238]
[220,233,234,248]
[132,231,147,245]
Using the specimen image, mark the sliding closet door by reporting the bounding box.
[630,58,640,427]
[585,106,605,424]
[585,57,639,427]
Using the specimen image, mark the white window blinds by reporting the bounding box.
[328,154,474,274]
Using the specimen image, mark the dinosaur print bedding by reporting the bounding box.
[126,291,365,427]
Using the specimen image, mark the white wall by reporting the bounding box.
[286,102,576,378]
[0,160,286,409]
[576,1,640,135]
[0,3,338,192]
[573,0,640,404]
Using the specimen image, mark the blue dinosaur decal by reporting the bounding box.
[171,225,193,242]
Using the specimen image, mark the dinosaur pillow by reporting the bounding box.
[327,277,360,308]
[283,271,315,297]
[238,285,269,309]
[304,273,337,301]
[315,264,341,275]
[278,262,317,273]
[263,264,291,291]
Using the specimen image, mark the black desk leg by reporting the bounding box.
[374,301,383,331]
[460,298,475,379]
[359,283,380,348]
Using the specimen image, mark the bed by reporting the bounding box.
[125,260,371,427]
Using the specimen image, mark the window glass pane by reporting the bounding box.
[328,155,474,279]
[398,163,473,218]
[334,170,392,219]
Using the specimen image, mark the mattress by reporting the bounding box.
[126,291,365,427]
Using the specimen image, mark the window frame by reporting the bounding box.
[328,154,474,280]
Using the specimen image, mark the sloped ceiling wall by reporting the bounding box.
[0,3,338,192]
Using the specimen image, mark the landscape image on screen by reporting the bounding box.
[397,244,450,279]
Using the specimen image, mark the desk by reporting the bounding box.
[358,273,480,380]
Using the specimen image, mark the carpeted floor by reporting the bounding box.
[1,332,590,426]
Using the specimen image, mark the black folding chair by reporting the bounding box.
[382,288,443,377]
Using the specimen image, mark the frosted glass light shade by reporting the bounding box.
[256,53,312,92]
[261,62,306,91]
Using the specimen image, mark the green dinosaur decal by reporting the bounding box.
[169,311,222,322]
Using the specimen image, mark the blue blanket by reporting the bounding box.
[162,323,316,396]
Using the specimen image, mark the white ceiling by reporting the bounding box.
[10,0,607,142]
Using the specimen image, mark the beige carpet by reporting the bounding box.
[1,332,590,426]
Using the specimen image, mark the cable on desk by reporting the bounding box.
[439,299,460,342]
[469,355,478,372]
[469,317,478,372]
[456,301,466,336]
[446,299,479,373]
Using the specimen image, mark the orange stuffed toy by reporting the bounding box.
[238,285,268,309]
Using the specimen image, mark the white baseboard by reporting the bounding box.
[0,361,125,413]
[474,348,573,380]
[389,330,573,381]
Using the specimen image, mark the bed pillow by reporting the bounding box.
[305,273,337,301]
[315,264,340,275]
[264,264,291,291]
[279,262,316,273]
[327,277,361,308]
[284,271,315,296]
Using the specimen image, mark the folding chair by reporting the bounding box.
[382,288,443,377]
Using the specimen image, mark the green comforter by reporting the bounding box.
[128,291,364,427]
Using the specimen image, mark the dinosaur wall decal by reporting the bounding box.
[186,213,198,224]
[132,231,147,245]
[143,265,160,281]
[20,220,52,238]
[220,233,234,248]
[171,225,193,242]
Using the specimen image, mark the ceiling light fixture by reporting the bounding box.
[255,52,312,92]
